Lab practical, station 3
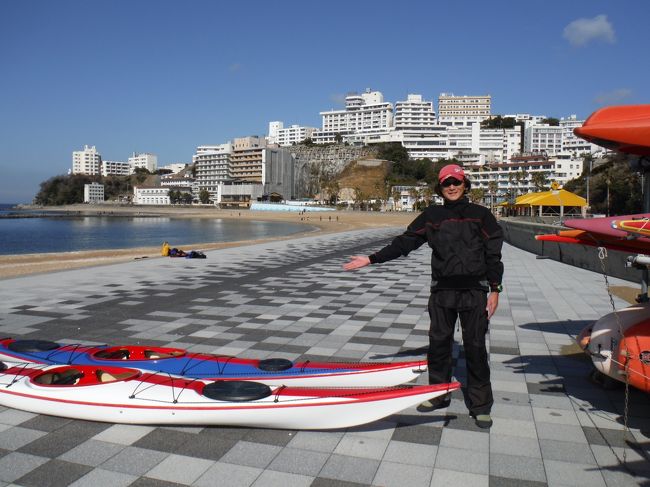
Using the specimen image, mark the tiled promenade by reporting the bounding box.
[0,227,648,487]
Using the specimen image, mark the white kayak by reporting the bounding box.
[0,363,459,430]
[577,301,650,382]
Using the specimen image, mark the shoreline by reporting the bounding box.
[0,205,414,280]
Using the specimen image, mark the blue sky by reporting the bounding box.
[1,1,649,203]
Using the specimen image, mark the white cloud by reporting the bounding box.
[594,88,633,105]
[228,63,242,72]
[563,14,615,47]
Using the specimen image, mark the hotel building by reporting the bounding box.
[314,89,393,144]
[231,136,267,182]
[83,182,104,203]
[101,160,131,177]
[438,94,491,126]
[128,152,158,173]
[193,143,233,200]
[133,186,170,205]
[72,145,102,176]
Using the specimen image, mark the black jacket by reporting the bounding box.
[369,197,504,291]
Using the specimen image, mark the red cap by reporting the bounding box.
[438,164,465,183]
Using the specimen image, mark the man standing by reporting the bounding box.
[343,164,503,428]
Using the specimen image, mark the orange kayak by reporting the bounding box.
[618,319,650,393]
[574,105,650,156]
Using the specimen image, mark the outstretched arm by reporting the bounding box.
[343,255,370,271]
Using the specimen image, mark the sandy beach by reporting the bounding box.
[0,205,414,280]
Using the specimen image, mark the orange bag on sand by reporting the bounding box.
[161,242,170,256]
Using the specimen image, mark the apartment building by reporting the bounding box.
[438,94,491,126]
[133,186,170,205]
[193,143,233,200]
[275,125,317,146]
[559,115,601,156]
[128,152,158,173]
[394,94,437,131]
[72,145,102,175]
[83,182,104,203]
[231,136,267,182]
[314,89,393,143]
[160,163,188,174]
[101,160,130,177]
[524,124,564,155]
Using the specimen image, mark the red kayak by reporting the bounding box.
[574,105,650,156]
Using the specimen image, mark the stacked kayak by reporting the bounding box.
[0,338,426,387]
[0,362,458,429]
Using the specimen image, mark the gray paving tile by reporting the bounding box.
[100,446,168,476]
[16,459,93,487]
[68,468,137,487]
[319,454,380,484]
[251,469,313,487]
[58,439,124,466]
[372,460,432,487]
[382,440,437,467]
[435,447,489,475]
[333,435,388,460]
[267,447,329,476]
[144,454,213,485]
[544,459,607,486]
[286,431,343,453]
[489,434,541,458]
[431,468,488,487]
[0,452,49,483]
[219,441,282,468]
[0,427,46,451]
[489,453,547,483]
[539,439,598,464]
[194,462,263,487]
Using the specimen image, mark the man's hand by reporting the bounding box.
[343,255,371,271]
[486,292,499,319]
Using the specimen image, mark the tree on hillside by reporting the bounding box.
[481,116,517,129]
[531,172,549,191]
[541,117,560,126]
[391,188,401,211]
[469,188,485,204]
[34,174,98,205]
[199,189,210,204]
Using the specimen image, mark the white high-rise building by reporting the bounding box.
[559,115,601,156]
[438,93,491,127]
[394,94,436,131]
[315,89,393,144]
[524,124,564,155]
[267,121,284,144]
[83,182,104,203]
[101,160,130,177]
[128,152,158,173]
[193,143,233,199]
[72,145,102,175]
[274,125,317,146]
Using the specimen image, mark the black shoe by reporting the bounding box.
[416,395,450,412]
[471,413,493,429]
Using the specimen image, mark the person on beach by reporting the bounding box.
[343,164,503,429]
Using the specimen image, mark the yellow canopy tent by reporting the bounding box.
[512,189,587,218]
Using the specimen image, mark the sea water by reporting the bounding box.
[0,209,313,255]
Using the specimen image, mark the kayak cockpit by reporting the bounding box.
[31,365,140,387]
[93,346,186,361]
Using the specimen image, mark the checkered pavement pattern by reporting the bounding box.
[0,227,648,486]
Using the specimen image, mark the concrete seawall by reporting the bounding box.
[499,218,642,283]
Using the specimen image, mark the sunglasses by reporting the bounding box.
[441,178,463,188]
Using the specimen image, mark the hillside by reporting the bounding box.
[336,158,392,200]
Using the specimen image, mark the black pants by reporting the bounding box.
[427,289,493,416]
